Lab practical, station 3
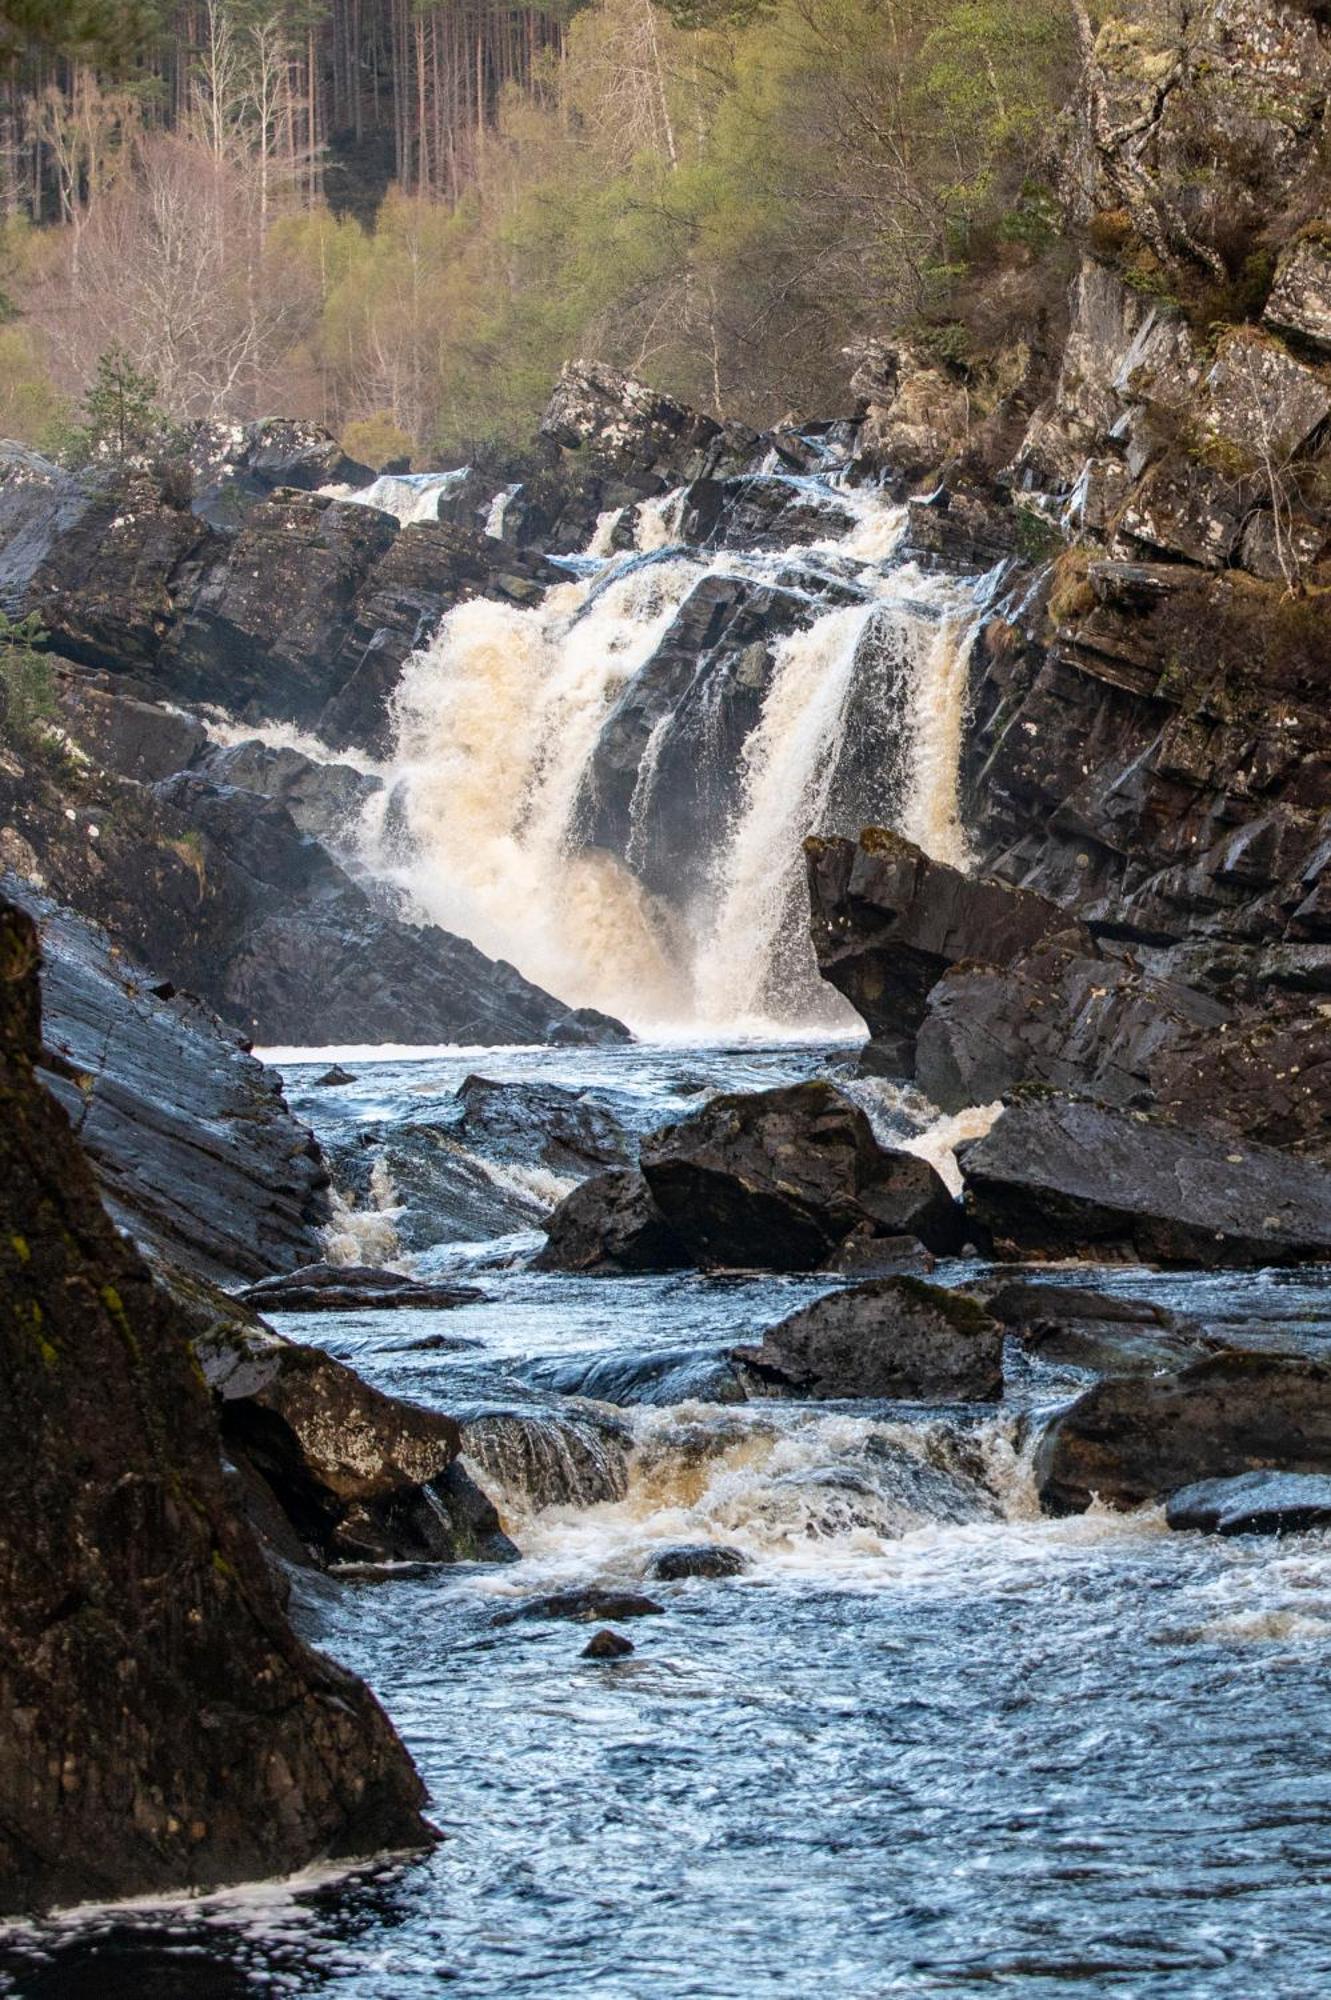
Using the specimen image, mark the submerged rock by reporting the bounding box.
[1035,1352,1331,1515]
[536,1167,691,1275]
[639,1079,963,1270]
[496,1588,665,1625]
[0,894,432,1915]
[960,1094,1331,1268]
[238,1263,483,1313]
[732,1278,1003,1402]
[1166,1471,1331,1537]
[982,1280,1214,1376]
[646,1544,749,1581]
[583,1628,635,1659]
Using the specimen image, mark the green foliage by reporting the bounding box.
[66,344,170,465]
[0,612,56,748]
[0,0,155,65]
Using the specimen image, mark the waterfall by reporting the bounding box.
[358,477,1001,1035]
[324,467,470,526]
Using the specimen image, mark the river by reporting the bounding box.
[7,1038,1331,1998]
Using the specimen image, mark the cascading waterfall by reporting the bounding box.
[356,470,1002,1033]
[325,467,471,526]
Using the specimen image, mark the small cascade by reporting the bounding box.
[635,488,686,550]
[325,467,470,526]
[501,1403,1041,1576]
[323,1157,407,1267]
[484,483,523,539]
[462,1408,631,1514]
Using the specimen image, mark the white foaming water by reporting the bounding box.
[369,557,701,1020]
[901,1098,1005,1198]
[472,1401,1045,1587]
[357,480,998,1034]
[588,505,626,557]
[323,1158,407,1268]
[484,482,523,538]
[324,467,470,526]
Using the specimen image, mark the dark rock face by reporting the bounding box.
[0,445,98,613]
[732,1278,1003,1402]
[805,828,1084,1071]
[0,894,432,1916]
[639,1080,963,1271]
[160,493,399,725]
[237,1264,482,1313]
[536,1168,691,1275]
[1035,1353,1331,1515]
[961,1094,1331,1268]
[193,739,383,846]
[646,1544,748,1581]
[56,670,208,784]
[317,522,565,754]
[524,1343,746,1407]
[983,1280,1212,1376]
[1166,1471,1331,1536]
[145,773,628,1048]
[197,1306,515,1566]
[677,474,857,552]
[13,880,330,1286]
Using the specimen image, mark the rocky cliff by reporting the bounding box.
[0,894,433,1915]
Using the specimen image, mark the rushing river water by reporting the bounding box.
[7,1041,1331,1999]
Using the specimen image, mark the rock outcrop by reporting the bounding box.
[536,1168,691,1275]
[0,894,432,1916]
[959,1093,1331,1268]
[1166,1471,1331,1536]
[0,731,626,1049]
[1036,1352,1331,1515]
[638,1080,963,1270]
[195,1302,515,1567]
[805,828,1086,1072]
[13,879,330,1285]
[732,1278,1003,1402]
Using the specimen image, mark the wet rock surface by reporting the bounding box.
[537,1168,692,1276]
[238,1263,484,1313]
[495,1588,665,1625]
[197,1303,515,1566]
[1165,1471,1331,1537]
[1035,1352,1331,1515]
[454,1073,636,1174]
[639,1080,963,1269]
[732,1278,1003,1403]
[646,1544,749,1581]
[10,878,329,1285]
[806,828,1084,1071]
[959,1095,1331,1268]
[982,1280,1214,1376]
[0,894,433,1916]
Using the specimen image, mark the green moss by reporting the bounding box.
[897,1275,994,1336]
[100,1282,141,1362]
[9,1234,29,1264]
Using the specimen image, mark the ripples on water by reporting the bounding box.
[7,1043,1331,1998]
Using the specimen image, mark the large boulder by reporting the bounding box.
[453,1072,636,1175]
[0,895,431,1915]
[805,828,1086,1070]
[732,1278,1003,1401]
[960,1093,1331,1267]
[192,739,383,847]
[195,1305,515,1567]
[536,1168,691,1275]
[14,880,330,1286]
[540,359,758,487]
[1036,1352,1331,1514]
[639,1080,963,1270]
[1264,236,1331,356]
